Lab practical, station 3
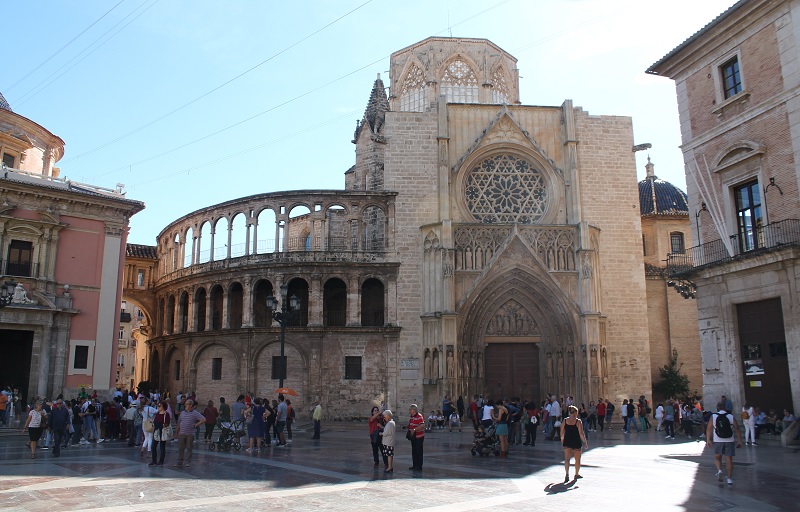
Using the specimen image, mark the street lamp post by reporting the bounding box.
[694,202,708,245]
[0,281,18,308]
[265,284,300,388]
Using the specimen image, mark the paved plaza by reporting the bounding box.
[0,421,797,511]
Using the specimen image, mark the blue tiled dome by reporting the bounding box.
[638,158,689,216]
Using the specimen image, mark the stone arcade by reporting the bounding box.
[137,38,652,418]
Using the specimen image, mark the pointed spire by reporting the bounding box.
[645,155,656,179]
[0,92,12,112]
[364,73,389,133]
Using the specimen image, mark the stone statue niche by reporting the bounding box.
[447,349,455,379]
[432,349,440,379]
[424,349,432,380]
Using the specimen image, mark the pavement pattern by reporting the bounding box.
[0,421,797,511]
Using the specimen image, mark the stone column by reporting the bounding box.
[221,285,229,329]
[347,275,359,326]
[226,220,233,259]
[308,274,323,327]
[242,279,253,327]
[209,227,215,261]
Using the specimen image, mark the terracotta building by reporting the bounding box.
[648,0,800,415]
[0,92,144,401]
[639,157,702,397]
[138,37,654,418]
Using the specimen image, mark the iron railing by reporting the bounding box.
[0,260,38,278]
[668,218,800,275]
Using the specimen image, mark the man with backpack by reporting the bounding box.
[706,402,743,486]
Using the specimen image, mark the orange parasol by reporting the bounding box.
[274,387,299,396]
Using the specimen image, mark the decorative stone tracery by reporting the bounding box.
[465,155,547,224]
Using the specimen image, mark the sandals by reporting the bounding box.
[31,454,36,459]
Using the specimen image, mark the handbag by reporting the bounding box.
[553,420,562,428]
[406,429,415,441]
[370,430,381,444]
[143,418,155,433]
[155,423,173,442]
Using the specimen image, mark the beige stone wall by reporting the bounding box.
[574,110,651,401]
[383,110,439,409]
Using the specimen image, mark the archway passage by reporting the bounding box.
[0,329,33,404]
[484,343,539,400]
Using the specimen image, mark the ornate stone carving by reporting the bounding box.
[581,251,593,280]
[454,225,577,272]
[446,349,455,378]
[485,299,539,336]
[11,284,37,305]
[465,154,547,224]
[441,59,479,103]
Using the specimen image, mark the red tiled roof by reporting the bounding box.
[126,243,157,259]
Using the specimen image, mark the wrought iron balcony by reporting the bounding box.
[667,218,800,275]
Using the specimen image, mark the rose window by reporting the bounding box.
[465,155,547,224]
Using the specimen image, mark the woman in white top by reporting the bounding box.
[654,404,665,432]
[140,400,158,456]
[22,401,46,459]
[742,403,757,446]
[380,410,395,474]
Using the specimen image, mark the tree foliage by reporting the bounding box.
[136,380,152,398]
[653,351,691,400]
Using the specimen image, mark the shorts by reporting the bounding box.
[713,441,735,456]
[495,423,509,436]
[381,445,394,457]
[276,421,286,434]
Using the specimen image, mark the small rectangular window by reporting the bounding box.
[211,358,222,380]
[271,356,287,380]
[6,240,33,277]
[670,233,685,254]
[720,57,742,99]
[345,356,362,380]
[174,359,181,380]
[137,270,145,287]
[74,346,89,370]
[118,328,124,340]
[2,153,15,168]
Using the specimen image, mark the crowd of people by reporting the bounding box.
[9,386,323,467]
[6,384,800,485]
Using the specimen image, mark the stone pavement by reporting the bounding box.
[0,422,797,511]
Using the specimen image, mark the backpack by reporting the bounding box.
[714,413,733,438]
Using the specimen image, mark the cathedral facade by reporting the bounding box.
[141,38,652,418]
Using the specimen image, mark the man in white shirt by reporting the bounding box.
[706,402,743,486]
[546,396,561,441]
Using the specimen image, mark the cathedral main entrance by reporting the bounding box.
[484,342,539,400]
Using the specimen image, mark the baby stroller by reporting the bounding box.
[209,419,246,452]
[471,424,501,456]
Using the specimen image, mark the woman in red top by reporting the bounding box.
[203,400,219,443]
[149,401,171,466]
[407,404,425,471]
[368,406,386,468]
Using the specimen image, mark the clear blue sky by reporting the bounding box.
[3,0,737,245]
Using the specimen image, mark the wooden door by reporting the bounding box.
[484,343,539,400]
[737,298,791,413]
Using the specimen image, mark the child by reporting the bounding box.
[472,425,487,452]
[449,411,462,432]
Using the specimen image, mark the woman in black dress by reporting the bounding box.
[560,405,588,482]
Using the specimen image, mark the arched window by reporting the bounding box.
[178,291,189,333]
[286,278,309,327]
[491,67,510,104]
[166,295,176,334]
[323,278,347,327]
[670,232,685,254]
[441,59,478,103]
[228,282,244,329]
[210,285,224,330]
[195,288,207,332]
[361,278,384,326]
[253,280,274,327]
[399,64,426,112]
